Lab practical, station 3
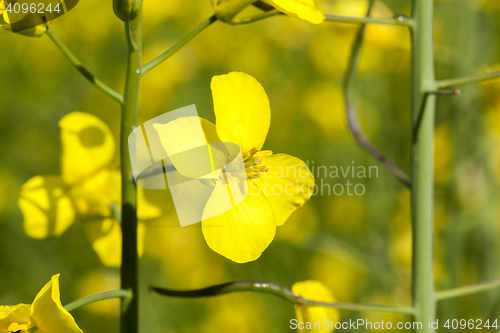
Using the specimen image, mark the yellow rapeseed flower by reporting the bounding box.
[18,112,161,267]
[0,274,82,333]
[292,280,340,333]
[154,72,315,263]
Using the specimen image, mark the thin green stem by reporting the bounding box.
[64,289,131,312]
[436,278,500,301]
[45,28,124,105]
[324,13,414,27]
[150,281,415,316]
[141,15,217,75]
[344,0,412,189]
[228,10,281,25]
[436,71,500,89]
[120,8,142,333]
[410,0,436,331]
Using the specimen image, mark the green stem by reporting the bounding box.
[436,71,500,89]
[120,9,143,333]
[410,0,436,331]
[141,15,217,75]
[45,28,124,105]
[324,13,414,27]
[343,0,412,189]
[150,282,415,316]
[436,278,500,301]
[64,289,131,312]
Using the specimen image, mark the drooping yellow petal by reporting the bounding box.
[292,280,340,333]
[266,0,325,24]
[153,117,227,179]
[201,181,276,263]
[0,304,31,332]
[30,274,83,333]
[18,175,76,239]
[85,218,146,267]
[59,112,115,185]
[211,72,271,154]
[252,154,315,226]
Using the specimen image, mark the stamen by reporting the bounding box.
[248,171,261,179]
[242,147,259,160]
[254,150,273,158]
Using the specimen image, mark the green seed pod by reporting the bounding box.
[113,0,141,21]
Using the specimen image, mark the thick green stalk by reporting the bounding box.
[120,8,143,333]
[410,0,436,331]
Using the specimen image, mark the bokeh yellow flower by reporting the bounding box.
[292,280,340,333]
[0,274,82,333]
[154,71,315,263]
[18,112,161,267]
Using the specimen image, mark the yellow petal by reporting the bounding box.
[153,117,227,179]
[266,0,325,24]
[252,154,315,226]
[59,112,115,185]
[212,72,271,154]
[18,175,76,239]
[0,304,31,332]
[85,218,146,267]
[292,280,340,333]
[69,169,120,217]
[201,181,276,263]
[31,274,83,333]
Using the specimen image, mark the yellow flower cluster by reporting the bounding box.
[18,112,162,267]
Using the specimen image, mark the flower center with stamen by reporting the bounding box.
[244,149,272,180]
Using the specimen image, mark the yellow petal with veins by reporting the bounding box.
[292,280,340,333]
[59,112,115,185]
[0,304,31,332]
[252,154,315,226]
[18,175,76,239]
[30,274,83,333]
[211,72,271,155]
[266,0,325,24]
[201,181,276,263]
